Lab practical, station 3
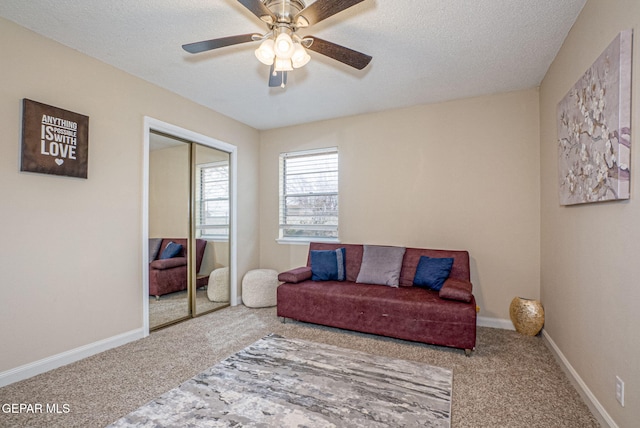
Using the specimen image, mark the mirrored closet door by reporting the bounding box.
[193,143,230,316]
[148,131,230,330]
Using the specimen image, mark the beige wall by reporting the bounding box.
[540,1,640,425]
[260,89,541,321]
[0,18,260,372]
[149,145,190,238]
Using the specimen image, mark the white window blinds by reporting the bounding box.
[279,147,339,241]
[196,161,229,240]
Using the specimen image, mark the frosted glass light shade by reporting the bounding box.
[274,57,293,72]
[291,43,311,68]
[274,33,295,59]
[255,39,275,65]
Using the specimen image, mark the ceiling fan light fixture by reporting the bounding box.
[274,33,295,59]
[183,0,373,87]
[291,43,311,68]
[254,38,275,65]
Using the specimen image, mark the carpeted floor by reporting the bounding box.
[0,305,600,428]
[149,288,228,329]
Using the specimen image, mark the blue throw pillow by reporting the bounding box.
[413,256,454,291]
[310,248,346,281]
[160,241,183,259]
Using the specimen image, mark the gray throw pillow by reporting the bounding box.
[149,238,163,263]
[356,245,406,287]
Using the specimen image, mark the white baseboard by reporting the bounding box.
[477,316,515,330]
[0,328,145,388]
[543,330,617,428]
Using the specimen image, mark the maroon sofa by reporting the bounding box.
[277,243,477,354]
[149,238,208,298]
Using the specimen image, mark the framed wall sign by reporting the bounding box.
[21,99,89,179]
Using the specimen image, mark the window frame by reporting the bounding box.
[277,147,339,244]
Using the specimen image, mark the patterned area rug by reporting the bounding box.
[108,334,452,427]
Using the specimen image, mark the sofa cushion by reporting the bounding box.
[160,241,183,259]
[439,278,473,303]
[278,266,312,283]
[413,256,454,291]
[278,280,475,325]
[356,245,406,287]
[310,248,346,281]
[150,257,187,270]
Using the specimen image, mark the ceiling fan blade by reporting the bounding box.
[306,37,372,70]
[182,33,257,54]
[237,0,276,23]
[268,64,288,88]
[295,0,366,27]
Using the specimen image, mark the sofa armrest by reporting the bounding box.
[278,266,312,283]
[439,278,473,303]
[150,257,187,270]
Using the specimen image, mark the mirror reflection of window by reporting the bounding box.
[196,161,230,241]
[194,144,230,314]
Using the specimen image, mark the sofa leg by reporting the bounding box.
[464,349,472,357]
[281,317,286,324]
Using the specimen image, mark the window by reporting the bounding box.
[196,161,229,240]
[279,147,339,242]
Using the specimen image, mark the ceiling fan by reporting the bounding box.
[182,0,372,88]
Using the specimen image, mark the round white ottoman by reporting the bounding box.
[207,267,229,302]
[242,269,279,308]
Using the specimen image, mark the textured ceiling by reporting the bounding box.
[0,0,586,130]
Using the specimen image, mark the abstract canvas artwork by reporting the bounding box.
[557,30,632,205]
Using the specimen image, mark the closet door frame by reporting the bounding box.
[142,117,238,336]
